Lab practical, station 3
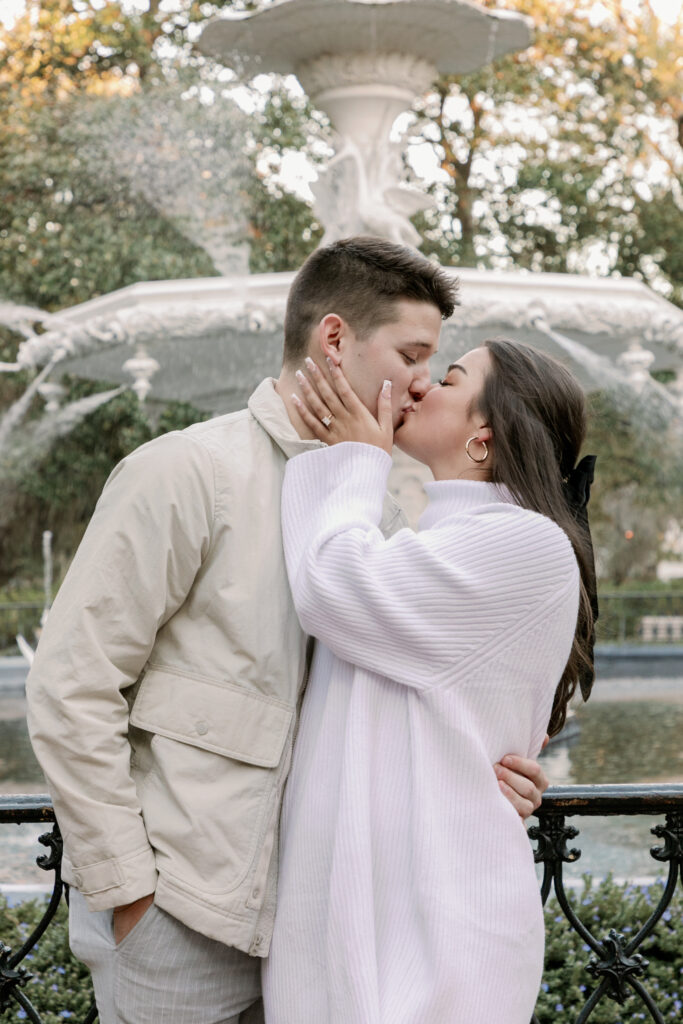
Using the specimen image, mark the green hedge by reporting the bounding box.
[1,875,681,1021]
[535,875,683,1022]
[0,897,93,1021]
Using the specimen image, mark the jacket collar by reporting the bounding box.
[248,378,326,460]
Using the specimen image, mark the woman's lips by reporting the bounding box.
[396,404,418,429]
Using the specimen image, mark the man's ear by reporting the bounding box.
[315,313,346,366]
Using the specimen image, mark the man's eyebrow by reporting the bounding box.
[447,362,468,375]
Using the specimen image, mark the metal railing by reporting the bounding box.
[1,786,683,1023]
[597,591,683,644]
[529,784,683,1023]
[3,592,683,654]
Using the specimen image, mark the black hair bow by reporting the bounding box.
[563,455,598,701]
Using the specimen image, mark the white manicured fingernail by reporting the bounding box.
[382,379,392,395]
[305,357,317,372]
[291,393,302,405]
[295,369,306,384]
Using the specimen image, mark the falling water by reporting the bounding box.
[529,310,682,433]
[74,78,252,275]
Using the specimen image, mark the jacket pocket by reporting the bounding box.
[130,666,292,767]
[129,667,293,894]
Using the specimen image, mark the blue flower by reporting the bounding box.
[555,1005,564,1012]
[56,966,66,974]
[60,1012,72,1019]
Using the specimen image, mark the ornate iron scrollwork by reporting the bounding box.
[0,940,32,1011]
[529,815,582,864]
[37,822,63,873]
[651,810,683,862]
[3,788,683,1024]
[586,928,649,1003]
[528,785,683,1024]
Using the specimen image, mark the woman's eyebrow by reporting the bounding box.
[447,362,468,375]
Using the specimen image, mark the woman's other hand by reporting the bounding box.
[494,750,549,820]
[292,357,394,454]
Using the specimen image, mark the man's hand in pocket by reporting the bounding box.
[113,893,154,945]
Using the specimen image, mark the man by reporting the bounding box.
[27,237,548,1024]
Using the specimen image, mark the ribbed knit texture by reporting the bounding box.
[263,443,580,1024]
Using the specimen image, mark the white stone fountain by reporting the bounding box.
[1,0,682,522]
[199,0,531,247]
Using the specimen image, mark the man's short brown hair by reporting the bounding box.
[283,236,459,364]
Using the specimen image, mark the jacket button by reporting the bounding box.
[195,721,209,736]
[252,887,260,899]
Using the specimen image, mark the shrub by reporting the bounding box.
[0,895,94,1022]
[535,875,683,1022]
[1,876,681,1020]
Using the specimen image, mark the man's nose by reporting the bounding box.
[410,366,432,398]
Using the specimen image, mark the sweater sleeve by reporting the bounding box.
[26,431,214,909]
[282,443,579,691]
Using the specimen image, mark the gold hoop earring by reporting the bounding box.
[465,436,488,464]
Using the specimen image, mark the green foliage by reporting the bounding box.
[0,378,210,588]
[247,180,322,273]
[535,876,683,1022]
[0,96,219,313]
[0,584,44,654]
[1,877,682,1021]
[411,0,683,304]
[583,390,683,584]
[246,85,326,272]
[0,895,95,1022]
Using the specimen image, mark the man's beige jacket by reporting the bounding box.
[26,380,406,957]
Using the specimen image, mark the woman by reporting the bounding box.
[263,339,596,1023]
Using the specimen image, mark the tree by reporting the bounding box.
[582,389,683,584]
[0,0,319,310]
[411,0,683,305]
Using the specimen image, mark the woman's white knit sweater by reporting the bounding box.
[262,443,580,1024]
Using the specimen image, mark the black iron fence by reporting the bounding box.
[2,592,683,655]
[1,786,682,1023]
[597,591,683,644]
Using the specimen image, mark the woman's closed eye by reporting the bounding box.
[402,354,417,365]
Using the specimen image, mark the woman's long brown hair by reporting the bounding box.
[477,339,595,737]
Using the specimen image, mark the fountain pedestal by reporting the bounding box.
[298,53,436,245]
[199,0,532,246]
